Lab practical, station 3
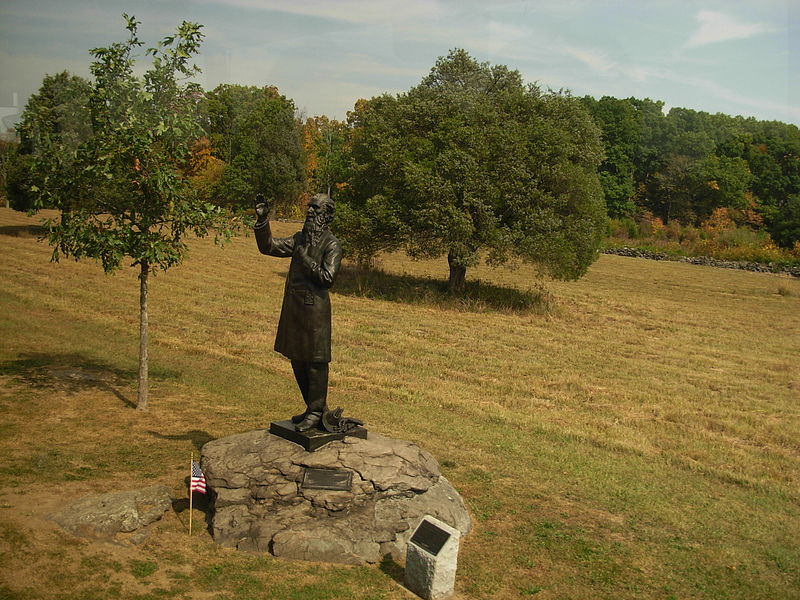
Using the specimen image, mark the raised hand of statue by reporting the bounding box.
[254,193,271,222]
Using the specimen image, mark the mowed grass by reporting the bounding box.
[0,207,798,599]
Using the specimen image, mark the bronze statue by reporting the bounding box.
[254,193,343,432]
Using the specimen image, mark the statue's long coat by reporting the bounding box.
[255,222,342,363]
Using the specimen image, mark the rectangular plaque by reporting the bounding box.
[410,518,451,556]
[302,468,353,491]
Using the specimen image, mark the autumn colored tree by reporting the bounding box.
[187,136,225,203]
[302,115,351,197]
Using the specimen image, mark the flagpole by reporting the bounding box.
[189,452,194,536]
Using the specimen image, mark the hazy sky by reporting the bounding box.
[0,0,797,126]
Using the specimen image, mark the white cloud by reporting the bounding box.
[487,20,528,56]
[684,10,772,49]
[201,0,446,25]
[562,45,616,73]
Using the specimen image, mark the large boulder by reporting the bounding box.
[202,430,471,565]
[50,484,173,539]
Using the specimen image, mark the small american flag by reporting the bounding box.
[191,460,206,494]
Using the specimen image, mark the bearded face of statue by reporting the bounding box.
[302,194,334,247]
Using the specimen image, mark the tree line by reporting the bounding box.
[581,96,800,249]
[7,69,798,261]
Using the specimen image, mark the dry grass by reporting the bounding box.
[0,207,798,599]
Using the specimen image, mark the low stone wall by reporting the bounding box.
[603,247,800,278]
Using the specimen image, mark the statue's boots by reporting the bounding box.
[290,360,328,432]
[295,411,323,432]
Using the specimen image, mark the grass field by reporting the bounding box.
[0,206,798,600]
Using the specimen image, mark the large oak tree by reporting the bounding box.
[338,49,607,292]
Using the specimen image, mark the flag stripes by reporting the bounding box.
[191,460,206,494]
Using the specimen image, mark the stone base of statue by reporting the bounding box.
[269,419,368,452]
[201,429,472,565]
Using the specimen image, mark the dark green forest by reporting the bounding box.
[5,52,800,272]
[581,96,800,250]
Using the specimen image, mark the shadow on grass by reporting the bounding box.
[173,487,213,536]
[0,352,175,408]
[379,554,406,587]
[148,429,215,451]
[0,224,46,238]
[333,264,553,315]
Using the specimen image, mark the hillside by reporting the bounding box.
[0,207,798,599]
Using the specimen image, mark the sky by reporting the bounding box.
[0,0,797,128]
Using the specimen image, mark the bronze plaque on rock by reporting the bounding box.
[301,468,353,491]
[410,519,451,556]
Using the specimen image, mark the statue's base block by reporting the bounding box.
[269,419,367,452]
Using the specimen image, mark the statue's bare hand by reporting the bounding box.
[254,193,271,221]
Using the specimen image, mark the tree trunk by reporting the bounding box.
[447,252,467,295]
[136,260,149,410]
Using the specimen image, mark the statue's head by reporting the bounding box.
[308,193,335,227]
[303,193,335,245]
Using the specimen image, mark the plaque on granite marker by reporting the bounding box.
[301,468,353,491]
[409,518,451,556]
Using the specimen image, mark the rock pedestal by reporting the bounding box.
[201,430,471,565]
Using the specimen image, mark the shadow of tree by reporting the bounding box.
[333,264,553,315]
[0,224,46,238]
[0,352,160,408]
[148,429,215,452]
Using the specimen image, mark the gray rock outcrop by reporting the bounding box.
[51,484,173,539]
[202,430,471,565]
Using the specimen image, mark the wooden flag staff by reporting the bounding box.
[189,452,194,536]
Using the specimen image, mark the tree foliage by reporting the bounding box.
[339,49,607,291]
[8,71,92,211]
[21,15,235,409]
[582,96,800,248]
[302,115,351,198]
[203,84,305,213]
[0,137,18,209]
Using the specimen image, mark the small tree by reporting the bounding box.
[25,15,234,410]
[340,49,607,292]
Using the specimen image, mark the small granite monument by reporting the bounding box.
[405,516,461,599]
